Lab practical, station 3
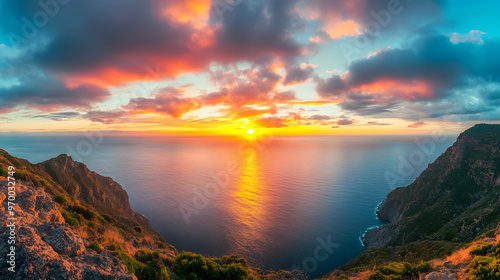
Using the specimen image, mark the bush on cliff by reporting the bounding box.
[370,261,430,280]
[0,167,8,177]
[467,256,500,279]
[173,252,259,280]
[470,242,494,256]
[90,240,102,253]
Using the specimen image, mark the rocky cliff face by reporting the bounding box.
[37,154,143,223]
[365,124,500,248]
[0,179,137,280]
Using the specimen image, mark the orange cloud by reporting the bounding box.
[325,20,361,39]
[162,0,211,28]
[357,79,434,100]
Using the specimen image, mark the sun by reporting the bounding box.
[247,128,255,135]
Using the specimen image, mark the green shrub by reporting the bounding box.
[174,252,256,280]
[101,214,115,222]
[134,226,143,233]
[470,242,494,256]
[135,249,160,263]
[467,256,500,280]
[62,211,80,226]
[87,221,96,229]
[0,167,8,177]
[116,250,144,275]
[90,240,102,253]
[69,212,84,223]
[107,243,122,251]
[116,249,165,280]
[71,205,95,220]
[159,266,170,280]
[370,261,430,280]
[54,195,69,204]
[14,170,29,181]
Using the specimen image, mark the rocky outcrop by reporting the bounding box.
[37,154,138,221]
[0,180,137,280]
[364,124,500,248]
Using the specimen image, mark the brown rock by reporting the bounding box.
[0,179,137,280]
[39,223,86,257]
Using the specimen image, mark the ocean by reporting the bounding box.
[0,133,455,278]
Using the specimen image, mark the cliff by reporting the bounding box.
[0,151,177,280]
[364,124,500,248]
[323,124,500,279]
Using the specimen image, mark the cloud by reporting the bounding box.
[206,67,284,107]
[308,114,330,120]
[316,75,347,97]
[2,0,305,89]
[125,93,199,118]
[450,30,487,45]
[407,121,426,128]
[299,0,444,42]
[366,121,391,125]
[335,118,354,125]
[83,111,128,124]
[255,116,288,128]
[317,32,500,122]
[0,75,110,113]
[32,112,81,121]
[283,63,317,86]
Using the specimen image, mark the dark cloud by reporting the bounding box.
[317,32,500,121]
[0,0,306,105]
[302,0,444,37]
[309,115,330,121]
[338,93,397,116]
[203,67,296,110]
[210,0,303,63]
[335,119,354,125]
[125,94,199,118]
[316,75,347,97]
[283,63,316,86]
[0,75,110,113]
[32,112,81,121]
[83,111,127,124]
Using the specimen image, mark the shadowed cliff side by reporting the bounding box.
[323,124,500,279]
[364,124,500,248]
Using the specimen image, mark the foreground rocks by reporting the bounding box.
[0,180,136,280]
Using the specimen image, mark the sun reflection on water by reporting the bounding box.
[225,148,272,262]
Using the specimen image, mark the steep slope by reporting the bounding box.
[37,154,150,227]
[0,151,177,279]
[322,124,500,279]
[364,124,500,248]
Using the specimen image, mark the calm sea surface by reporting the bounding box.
[0,134,455,278]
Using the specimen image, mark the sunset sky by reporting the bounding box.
[0,0,499,135]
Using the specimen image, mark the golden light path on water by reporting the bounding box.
[224,130,275,261]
